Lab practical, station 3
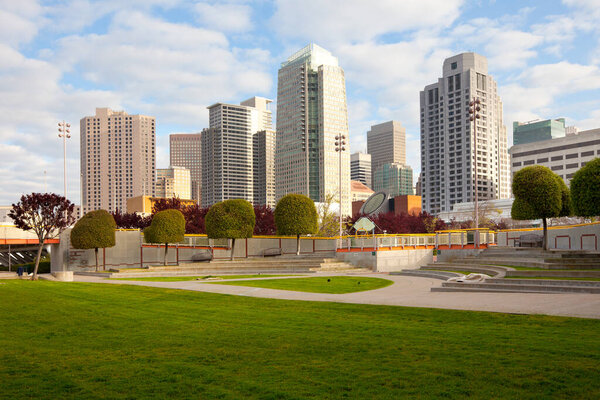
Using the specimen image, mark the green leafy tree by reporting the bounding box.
[205,199,255,261]
[317,193,339,237]
[274,194,318,255]
[571,157,600,217]
[511,166,570,250]
[143,209,185,265]
[70,210,116,271]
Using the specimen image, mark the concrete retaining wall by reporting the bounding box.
[339,249,433,272]
[497,223,600,251]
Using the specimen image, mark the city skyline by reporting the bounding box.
[1,1,600,204]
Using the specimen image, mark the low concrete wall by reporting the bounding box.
[497,222,600,251]
[339,248,433,272]
[436,249,482,262]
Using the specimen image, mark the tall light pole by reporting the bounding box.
[58,121,71,199]
[469,98,481,248]
[335,135,346,247]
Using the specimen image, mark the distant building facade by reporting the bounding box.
[510,127,600,186]
[373,163,414,197]
[126,195,196,215]
[420,52,510,215]
[367,121,406,185]
[513,118,566,145]
[276,44,351,216]
[202,97,275,207]
[80,107,155,214]
[350,180,374,202]
[156,166,191,200]
[350,152,372,188]
[170,133,202,204]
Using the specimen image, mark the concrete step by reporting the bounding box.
[452,258,599,269]
[505,270,600,278]
[421,264,506,277]
[392,270,460,280]
[440,281,600,294]
[486,278,600,288]
[431,286,556,294]
[0,272,19,280]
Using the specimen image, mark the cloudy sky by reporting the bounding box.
[1,0,600,204]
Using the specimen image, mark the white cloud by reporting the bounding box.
[195,2,252,33]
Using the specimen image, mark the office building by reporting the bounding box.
[510,127,600,185]
[350,180,374,202]
[367,121,406,183]
[170,133,202,204]
[275,44,351,216]
[420,52,510,215]
[155,166,191,200]
[81,107,155,214]
[350,152,372,188]
[373,163,414,197]
[202,97,274,207]
[126,195,196,215]
[513,118,566,145]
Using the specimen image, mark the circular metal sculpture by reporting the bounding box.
[359,191,392,216]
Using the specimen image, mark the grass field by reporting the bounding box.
[208,276,393,293]
[112,274,301,282]
[0,281,599,399]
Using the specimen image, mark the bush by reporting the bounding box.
[571,157,600,217]
[144,209,186,265]
[274,194,318,255]
[71,210,116,271]
[205,200,255,260]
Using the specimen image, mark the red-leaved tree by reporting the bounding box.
[182,204,209,234]
[253,205,276,235]
[111,209,152,229]
[9,193,75,280]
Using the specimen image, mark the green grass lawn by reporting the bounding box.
[207,276,393,293]
[1,281,599,399]
[112,274,300,282]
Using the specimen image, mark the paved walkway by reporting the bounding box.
[73,274,600,319]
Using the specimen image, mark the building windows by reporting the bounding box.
[551,165,563,171]
[537,157,548,163]
[581,150,594,157]
[523,160,534,165]
[566,163,579,169]
[551,155,563,161]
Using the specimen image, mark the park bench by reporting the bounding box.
[191,249,213,262]
[263,248,282,257]
[514,233,543,247]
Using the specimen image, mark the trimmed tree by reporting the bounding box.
[205,199,255,261]
[143,209,185,265]
[8,193,75,280]
[70,210,116,271]
[571,157,600,217]
[274,194,318,255]
[511,166,570,250]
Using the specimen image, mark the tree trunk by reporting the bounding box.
[296,235,300,256]
[230,238,236,261]
[95,248,99,272]
[164,243,169,266]
[542,218,548,251]
[31,243,44,281]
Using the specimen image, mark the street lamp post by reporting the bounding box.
[57,121,71,199]
[469,98,481,248]
[335,135,346,248]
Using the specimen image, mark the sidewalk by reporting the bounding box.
[73,274,600,319]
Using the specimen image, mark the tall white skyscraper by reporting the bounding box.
[276,44,351,216]
[350,152,372,188]
[80,107,155,214]
[170,133,202,204]
[367,121,406,184]
[420,52,510,215]
[202,97,274,207]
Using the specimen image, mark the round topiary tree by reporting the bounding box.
[70,210,116,271]
[274,194,318,255]
[205,199,255,261]
[511,165,568,250]
[571,157,600,217]
[143,209,185,266]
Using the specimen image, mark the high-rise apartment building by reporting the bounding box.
[156,166,191,199]
[373,163,414,197]
[420,52,510,215]
[202,97,275,207]
[513,118,566,145]
[170,133,201,203]
[367,121,406,183]
[350,152,372,188]
[80,107,155,214]
[275,44,351,216]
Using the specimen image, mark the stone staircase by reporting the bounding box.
[395,247,600,294]
[76,255,371,278]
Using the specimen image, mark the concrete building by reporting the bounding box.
[513,118,566,145]
[81,107,155,214]
[126,195,196,215]
[155,166,191,200]
[510,127,600,185]
[350,152,372,188]
[373,163,414,197]
[394,195,422,216]
[169,133,201,204]
[202,97,275,207]
[367,121,406,184]
[351,180,374,202]
[437,198,514,223]
[420,52,510,215]
[275,44,351,216]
